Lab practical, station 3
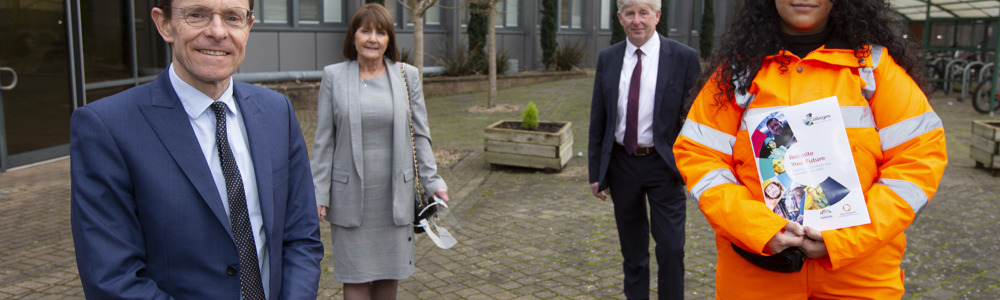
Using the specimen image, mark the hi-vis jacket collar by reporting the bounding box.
[765,38,876,68]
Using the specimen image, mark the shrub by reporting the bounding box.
[432,40,481,77]
[699,0,714,60]
[399,48,413,65]
[486,49,512,76]
[540,0,558,69]
[468,1,489,71]
[522,102,539,130]
[554,38,586,71]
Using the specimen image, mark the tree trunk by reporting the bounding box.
[413,4,424,76]
[486,1,497,108]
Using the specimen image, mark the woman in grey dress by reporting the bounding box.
[311,4,449,299]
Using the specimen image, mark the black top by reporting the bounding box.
[779,28,831,59]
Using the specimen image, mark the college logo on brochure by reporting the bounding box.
[842,204,852,212]
[802,113,833,126]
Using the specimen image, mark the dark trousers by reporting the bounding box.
[607,145,687,300]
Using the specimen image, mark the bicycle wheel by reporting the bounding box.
[972,79,1000,113]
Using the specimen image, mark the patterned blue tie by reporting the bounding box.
[211,102,265,300]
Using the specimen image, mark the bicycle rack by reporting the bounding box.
[979,63,994,83]
[960,61,985,101]
[944,59,966,96]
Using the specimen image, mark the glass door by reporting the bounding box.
[0,0,74,170]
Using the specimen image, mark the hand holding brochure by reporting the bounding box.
[746,96,870,231]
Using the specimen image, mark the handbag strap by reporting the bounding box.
[400,64,427,200]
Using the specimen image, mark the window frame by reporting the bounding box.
[251,0,348,29]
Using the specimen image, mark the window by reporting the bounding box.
[461,0,518,29]
[400,3,442,27]
[600,0,611,30]
[252,0,344,25]
[321,0,344,23]
[560,0,582,29]
[254,0,288,24]
[501,0,518,28]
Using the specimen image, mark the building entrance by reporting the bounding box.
[0,0,74,171]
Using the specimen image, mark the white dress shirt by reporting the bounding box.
[169,64,269,298]
[615,36,660,148]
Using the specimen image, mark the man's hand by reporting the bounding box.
[590,182,608,201]
[317,206,326,218]
[800,226,829,258]
[764,221,805,254]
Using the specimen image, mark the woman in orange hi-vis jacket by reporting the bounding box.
[673,0,947,298]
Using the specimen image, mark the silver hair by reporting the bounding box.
[617,0,661,12]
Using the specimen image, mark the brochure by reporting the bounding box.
[746,96,871,231]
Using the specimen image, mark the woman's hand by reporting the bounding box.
[764,221,805,254]
[434,189,450,203]
[317,206,327,218]
[800,226,829,258]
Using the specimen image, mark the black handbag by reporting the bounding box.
[731,242,805,273]
[401,64,436,234]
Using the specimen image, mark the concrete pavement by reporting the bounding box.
[1,76,999,299]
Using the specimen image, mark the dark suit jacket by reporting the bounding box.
[70,71,324,299]
[588,34,701,190]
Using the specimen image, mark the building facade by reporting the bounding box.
[0,0,734,170]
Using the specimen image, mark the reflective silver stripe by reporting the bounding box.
[878,111,943,151]
[680,120,736,156]
[732,72,755,109]
[842,106,877,129]
[735,91,755,109]
[871,45,883,68]
[691,168,739,202]
[859,45,883,99]
[860,67,876,99]
[877,178,928,215]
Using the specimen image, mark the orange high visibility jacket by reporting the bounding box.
[674,44,946,296]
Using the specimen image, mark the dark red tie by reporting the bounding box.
[624,49,643,155]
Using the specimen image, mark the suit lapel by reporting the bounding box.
[347,61,365,180]
[386,59,408,179]
[653,34,673,118]
[234,83,275,240]
[138,72,233,235]
[608,42,625,114]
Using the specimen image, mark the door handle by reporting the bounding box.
[0,67,17,90]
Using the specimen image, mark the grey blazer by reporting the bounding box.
[311,58,447,227]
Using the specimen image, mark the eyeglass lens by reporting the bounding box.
[177,5,251,28]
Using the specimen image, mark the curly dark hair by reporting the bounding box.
[701,0,926,107]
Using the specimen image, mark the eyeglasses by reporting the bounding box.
[172,5,253,29]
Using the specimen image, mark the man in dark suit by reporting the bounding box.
[588,0,700,299]
[69,0,323,298]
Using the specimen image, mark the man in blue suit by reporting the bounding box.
[69,0,323,298]
[588,0,700,299]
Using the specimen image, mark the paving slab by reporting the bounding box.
[0,75,998,299]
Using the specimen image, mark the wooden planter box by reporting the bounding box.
[483,120,573,171]
[971,120,1000,176]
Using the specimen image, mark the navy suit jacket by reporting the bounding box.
[588,34,701,190]
[70,71,324,299]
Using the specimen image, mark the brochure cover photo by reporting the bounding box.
[746,96,871,231]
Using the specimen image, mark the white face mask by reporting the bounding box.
[420,218,457,249]
[417,197,460,249]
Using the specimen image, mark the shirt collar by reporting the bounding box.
[626,34,660,58]
[169,63,236,119]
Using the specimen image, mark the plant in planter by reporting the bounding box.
[483,102,573,171]
[522,102,539,130]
